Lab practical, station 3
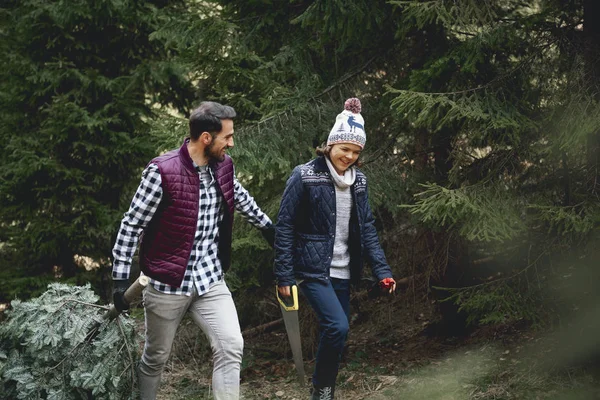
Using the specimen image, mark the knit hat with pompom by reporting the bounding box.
[326,98,366,149]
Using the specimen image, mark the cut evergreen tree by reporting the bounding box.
[0,283,139,400]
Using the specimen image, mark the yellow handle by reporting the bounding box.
[276,285,299,311]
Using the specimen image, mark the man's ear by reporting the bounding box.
[200,132,212,145]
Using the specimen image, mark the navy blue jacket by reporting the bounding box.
[274,156,393,286]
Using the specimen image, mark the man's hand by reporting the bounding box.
[261,225,275,248]
[113,279,130,312]
[379,277,396,294]
[277,285,291,297]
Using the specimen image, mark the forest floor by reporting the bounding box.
[150,289,600,400]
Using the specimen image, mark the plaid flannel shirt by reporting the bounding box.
[112,163,271,296]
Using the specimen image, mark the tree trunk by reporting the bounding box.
[58,248,78,278]
[432,127,453,183]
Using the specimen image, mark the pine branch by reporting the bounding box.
[403,183,525,242]
[388,88,534,138]
[391,0,500,30]
[252,56,378,126]
[530,203,598,237]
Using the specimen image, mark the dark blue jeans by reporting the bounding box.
[300,277,350,388]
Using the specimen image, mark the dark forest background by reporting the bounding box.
[0,1,599,398]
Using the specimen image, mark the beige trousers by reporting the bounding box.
[138,279,243,400]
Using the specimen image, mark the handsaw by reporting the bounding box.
[276,285,306,384]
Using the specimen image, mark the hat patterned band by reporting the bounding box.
[327,132,366,147]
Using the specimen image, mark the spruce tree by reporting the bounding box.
[386,0,599,326]
[0,0,194,300]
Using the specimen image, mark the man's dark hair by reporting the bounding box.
[189,101,236,141]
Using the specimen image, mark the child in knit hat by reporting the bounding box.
[274,98,396,400]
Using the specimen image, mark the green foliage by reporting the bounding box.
[291,0,393,58]
[386,0,600,326]
[0,283,139,399]
[388,88,535,142]
[548,83,600,151]
[530,204,598,238]
[441,280,547,326]
[391,0,500,31]
[155,0,400,117]
[0,0,193,295]
[404,183,525,242]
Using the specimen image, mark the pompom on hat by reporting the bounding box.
[326,98,366,149]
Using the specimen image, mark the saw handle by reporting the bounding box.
[104,275,149,320]
[276,284,299,311]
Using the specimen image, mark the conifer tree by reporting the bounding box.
[0,0,194,299]
[385,0,599,325]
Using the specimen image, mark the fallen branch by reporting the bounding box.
[242,318,283,338]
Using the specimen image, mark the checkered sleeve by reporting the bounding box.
[112,164,163,280]
[233,174,272,229]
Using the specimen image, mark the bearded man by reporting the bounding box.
[111,101,274,400]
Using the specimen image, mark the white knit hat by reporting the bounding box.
[326,98,366,149]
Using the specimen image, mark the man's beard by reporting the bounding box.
[205,142,226,162]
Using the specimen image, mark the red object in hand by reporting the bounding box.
[379,277,396,290]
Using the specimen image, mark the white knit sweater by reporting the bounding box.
[325,158,355,280]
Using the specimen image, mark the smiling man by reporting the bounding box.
[111,101,274,400]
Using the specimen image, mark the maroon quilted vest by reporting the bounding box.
[139,140,235,287]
